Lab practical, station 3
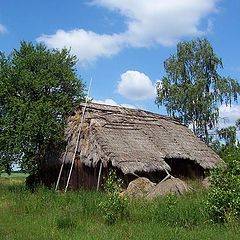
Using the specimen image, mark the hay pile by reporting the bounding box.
[124,177,189,199]
[123,177,156,198]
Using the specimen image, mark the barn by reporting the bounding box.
[40,103,222,190]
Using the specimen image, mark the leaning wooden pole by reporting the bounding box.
[97,162,103,191]
[55,149,68,191]
[64,78,92,192]
[64,106,86,192]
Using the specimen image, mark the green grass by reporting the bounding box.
[0,176,239,240]
[1,172,28,178]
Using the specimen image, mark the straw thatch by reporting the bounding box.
[55,102,222,178]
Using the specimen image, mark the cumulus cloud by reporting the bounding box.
[0,24,7,33]
[117,70,156,100]
[37,0,219,64]
[93,0,218,47]
[37,29,124,65]
[218,104,240,128]
[93,98,136,109]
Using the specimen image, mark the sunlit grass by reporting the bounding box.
[0,175,239,240]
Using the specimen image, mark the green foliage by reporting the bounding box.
[156,38,240,143]
[103,169,123,194]
[0,41,85,174]
[207,148,240,223]
[99,169,128,225]
[210,119,240,153]
[236,119,240,130]
[218,126,237,147]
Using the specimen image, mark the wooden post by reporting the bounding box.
[97,162,103,191]
[55,149,68,191]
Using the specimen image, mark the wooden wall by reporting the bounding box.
[40,158,206,190]
[57,160,108,190]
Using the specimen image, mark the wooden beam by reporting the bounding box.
[55,149,68,191]
[97,162,103,191]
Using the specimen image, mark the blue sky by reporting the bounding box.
[0,0,239,126]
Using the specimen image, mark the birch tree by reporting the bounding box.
[156,38,240,144]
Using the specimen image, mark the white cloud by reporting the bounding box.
[93,98,136,109]
[93,98,119,106]
[117,70,156,100]
[37,0,219,64]
[218,104,240,128]
[93,0,218,47]
[120,103,136,109]
[0,24,7,33]
[37,29,124,65]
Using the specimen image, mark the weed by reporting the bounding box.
[99,169,128,225]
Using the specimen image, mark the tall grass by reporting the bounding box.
[0,175,239,240]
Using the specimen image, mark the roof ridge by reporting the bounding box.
[78,102,183,126]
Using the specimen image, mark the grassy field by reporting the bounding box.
[0,174,239,240]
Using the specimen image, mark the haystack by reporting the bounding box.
[146,178,189,199]
[123,177,156,198]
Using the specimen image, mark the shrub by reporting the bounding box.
[99,169,128,225]
[207,149,240,223]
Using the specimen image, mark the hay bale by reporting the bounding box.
[146,178,189,199]
[123,177,155,198]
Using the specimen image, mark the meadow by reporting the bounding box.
[0,174,239,240]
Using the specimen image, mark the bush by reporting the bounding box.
[207,148,240,223]
[99,170,128,225]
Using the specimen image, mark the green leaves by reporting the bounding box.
[99,170,128,225]
[156,38,240,143]
[0,41,85,174]
[207,148,240,223]
[218,126,237,147]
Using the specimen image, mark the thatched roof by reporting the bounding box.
[59,103,222,175]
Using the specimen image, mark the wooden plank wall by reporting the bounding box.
[59,160,107,190]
